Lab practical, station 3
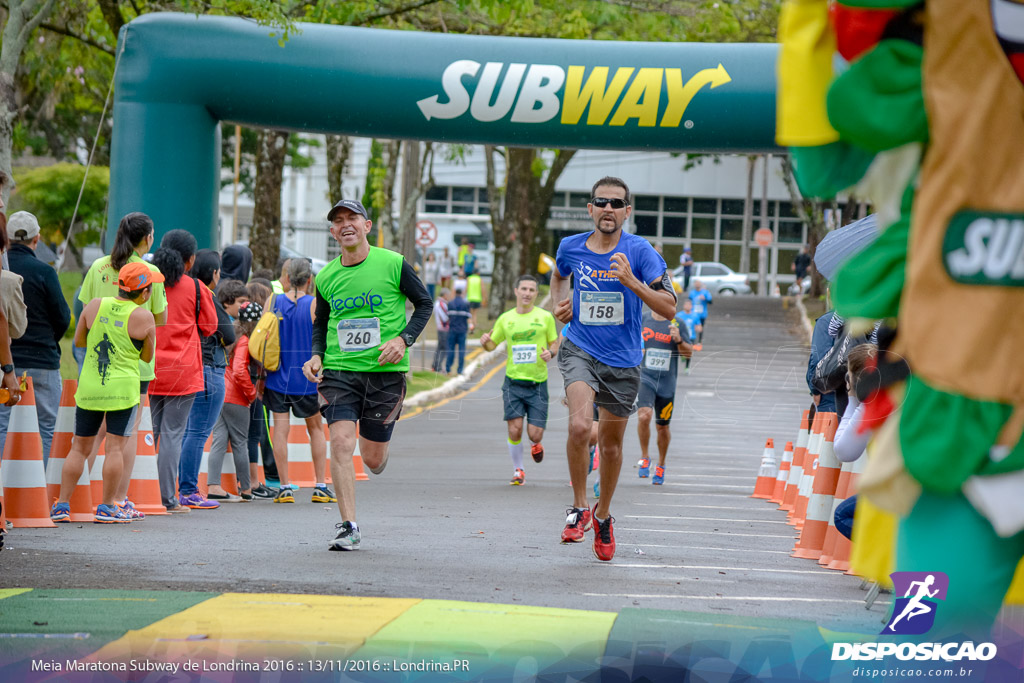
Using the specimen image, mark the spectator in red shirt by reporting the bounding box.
[149,230,218,513]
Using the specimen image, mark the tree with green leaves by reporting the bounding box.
[7,161,108,266]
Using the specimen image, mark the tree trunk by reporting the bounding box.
[397,140,428,263]
[780,155,829,299]
[324,134,352,204]
[740,155,756,275]
[0,0,58,206]
[376,139,400,249]
[485,146,512,320]
[250,129,289,271]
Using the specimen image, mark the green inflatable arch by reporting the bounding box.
[109,13,779,248]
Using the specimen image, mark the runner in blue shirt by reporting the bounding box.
[550,176,677,562]
[688,280,712,348]
[674,298,703,374]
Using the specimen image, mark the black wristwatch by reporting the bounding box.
[1,364,14,375]
[399,332,416,347]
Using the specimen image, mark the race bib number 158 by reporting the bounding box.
[579,291,624,326]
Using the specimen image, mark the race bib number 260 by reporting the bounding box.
[337,318,381,352]
[579,291,624,326]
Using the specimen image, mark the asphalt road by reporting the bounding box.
[0,298,885,634]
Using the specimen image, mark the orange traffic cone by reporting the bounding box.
[201,437,240,496]
[790,412,825,528]
[770,441,794,504]
[751,439,777,499]
[284,415,317,487]
[781,410,812,512]
[1,378,55,527]
[792,413,840,560]
[827,454,866,572]
[45,380,93,522]
[127,395,167,515]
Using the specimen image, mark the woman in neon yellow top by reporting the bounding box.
[76,212,166,518]
[53,262,159,524]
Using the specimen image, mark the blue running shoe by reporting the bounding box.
[593,480,600,498]
[587,446,596,474]
[652,465,665,485]
[50,501,70,523]
[638,457,650,478]
[94,503,131,524]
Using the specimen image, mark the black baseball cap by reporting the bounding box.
[328,199,368,221]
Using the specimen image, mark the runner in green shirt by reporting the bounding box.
[481,274,559,486]
[52,262,159,524]
[303,199,433,551]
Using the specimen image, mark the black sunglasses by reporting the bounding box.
[591,197,629,209]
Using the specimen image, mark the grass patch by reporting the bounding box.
[407,370,450,396]
[57,272,84,380]
[802,296,828,321]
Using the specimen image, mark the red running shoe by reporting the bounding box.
[560,507,592,543]
[592,507,616,561]
[531,442,544,463]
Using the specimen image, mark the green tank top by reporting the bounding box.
[317,247,409,373]
[467,275,483,303]
[76,297,142,411]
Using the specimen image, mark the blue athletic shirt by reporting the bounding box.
[674,311,702,340]
[689,288,712,319]
[555,231,667,368]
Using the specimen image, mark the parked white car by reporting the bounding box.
[672,261,752,295]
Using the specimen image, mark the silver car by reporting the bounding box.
[672,261,752,296]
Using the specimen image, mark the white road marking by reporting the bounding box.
[624,515,789,525]
[582,593,881,604]
[619,528,795,539]
[611,563,836,576]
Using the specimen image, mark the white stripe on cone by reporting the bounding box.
[1,459,48,488]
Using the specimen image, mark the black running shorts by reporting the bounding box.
[637,381,676,426]
[263,387,320,419]
[75,406,137,438]
[317,370,406,442]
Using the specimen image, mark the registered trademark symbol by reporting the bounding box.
[684,120,694,129]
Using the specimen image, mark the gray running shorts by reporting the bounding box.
[501,376,549,428]
[557,338,640,418]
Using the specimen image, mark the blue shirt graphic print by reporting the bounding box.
[555,231,667,368]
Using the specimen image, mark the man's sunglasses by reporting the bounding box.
[591,197,629,209]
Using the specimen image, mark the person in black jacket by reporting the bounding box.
[177,249,236,508]
[0,212,70,464]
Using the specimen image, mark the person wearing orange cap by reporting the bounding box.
[51,262,160,524]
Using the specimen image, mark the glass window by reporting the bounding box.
[778,220,805,243]
[719,218,744,241]
[424,202,447,213]
[692,197,717,214]
[476,204,491,215]
[569,192,591,208]
[663,244,683,270]
[477,187,488,203]
[425,186,447,201]
[450,204,474,214]
[662,216,687,238]
[663,196,688,213]
[634,195,659,211]
[451,186,475,203]
[701,264,728,276]
[690,242,715,262]
[721,199,746,216]
[718,244,741,271]
[779,201,798,218]
[777,249,798,278]
[691,217,715,239]
[632,214,658,237]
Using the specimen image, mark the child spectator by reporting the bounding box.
[207,300,263,501]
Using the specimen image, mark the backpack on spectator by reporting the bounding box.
[248,294,281,372]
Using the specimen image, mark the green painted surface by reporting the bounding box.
[108,13,779,248]
[0,589,215,676]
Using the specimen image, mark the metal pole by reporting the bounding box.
[232,124,242,244]
[758,153,770,296]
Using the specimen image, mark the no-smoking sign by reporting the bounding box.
[415,220,437,247]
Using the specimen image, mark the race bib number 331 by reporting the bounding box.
[579,291,624,326]
[337,318,381,352]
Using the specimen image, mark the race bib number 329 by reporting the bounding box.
[337,318,381,352]
[579,291,624,326]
